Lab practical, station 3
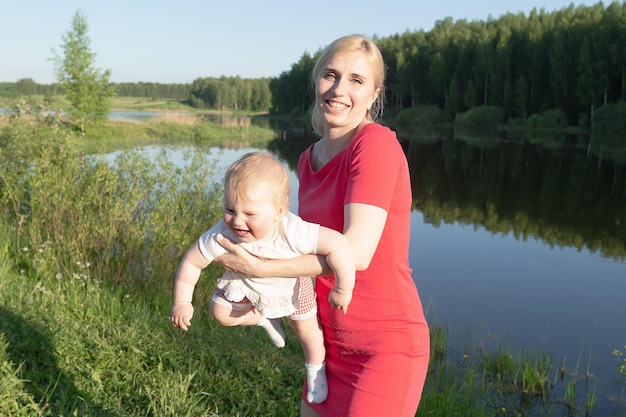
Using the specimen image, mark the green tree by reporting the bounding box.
[447,75,462,116]
[269,52,316,116]
[51,10,115,136]
[576,37,596,120]
[513,76,529,120]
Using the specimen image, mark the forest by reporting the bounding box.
[271,1,626,129]
[1,2,625,129]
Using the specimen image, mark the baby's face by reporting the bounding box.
[223,183,281,243]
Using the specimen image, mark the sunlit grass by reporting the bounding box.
[0,244,304,415]
[111,96,192,111]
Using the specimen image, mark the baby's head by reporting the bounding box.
[224,151,290,213]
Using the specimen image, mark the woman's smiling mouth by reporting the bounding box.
[327,100,348,110]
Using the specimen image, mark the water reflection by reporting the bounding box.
[109,110,163,122]
[109,110,260,127]
[405,136,626,260]
[266,124,626,415]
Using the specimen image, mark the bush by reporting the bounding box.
[1,106,224,293]
[394,105,449,126]
[505,117,526,128]
[592,101,626,135]
[454,105,504,128]
[526,109,567,129]
[578,112,590,128]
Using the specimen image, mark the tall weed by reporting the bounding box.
[1,106,223,294]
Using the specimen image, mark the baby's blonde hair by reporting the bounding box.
[224,151,290,210]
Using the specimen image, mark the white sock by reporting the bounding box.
[256,316,285,348]
[305,362,328,403]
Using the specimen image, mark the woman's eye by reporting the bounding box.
[352,78,363,85]
[323,72,336,80]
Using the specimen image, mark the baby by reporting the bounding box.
[171,150,354,403]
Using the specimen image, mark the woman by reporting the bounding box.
[217,34,429,417]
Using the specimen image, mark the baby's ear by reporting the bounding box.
[275,204,287,220]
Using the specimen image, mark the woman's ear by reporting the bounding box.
[367,88,381,112]
[371,87,381,107]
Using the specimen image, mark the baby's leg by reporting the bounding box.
[210,301,258,326]
[210,296,285,347]
[289,315,325,365]
[290,316,327,403]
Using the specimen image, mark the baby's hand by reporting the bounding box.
[328,287,352,315]
[171,302,194,331]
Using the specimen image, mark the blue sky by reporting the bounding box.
[2,0,601,84]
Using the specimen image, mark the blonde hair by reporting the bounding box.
[310,34,386,135]
[224,151,290,210]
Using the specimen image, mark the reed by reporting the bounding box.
[613,346,626,416]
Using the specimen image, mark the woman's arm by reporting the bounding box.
[343,202,387,270]
[215,202,387,278]
[317,226,355,314]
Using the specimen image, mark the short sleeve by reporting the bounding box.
[281,212,320,256]
[197,221,229,261]
[345,124,404,211]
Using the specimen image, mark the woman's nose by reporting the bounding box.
[331,77,347,95]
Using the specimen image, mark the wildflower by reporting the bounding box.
[34,282,49,294]
[55,273,62,280]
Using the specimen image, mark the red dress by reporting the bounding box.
[298,123,430,417]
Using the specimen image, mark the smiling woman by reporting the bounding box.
[213,34,431,417]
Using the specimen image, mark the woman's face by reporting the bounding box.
[315,50,380,134]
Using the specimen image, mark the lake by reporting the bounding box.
[112,111,625,415]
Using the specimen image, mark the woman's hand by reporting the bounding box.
[214,233,264,277]
[216,234,328,279]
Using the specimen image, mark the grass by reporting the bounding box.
[0,98,276,155]
[111,96,194,111]
[0,236,305,416]
[71,117,275,155]
[4,253,606,416]
[1,103,623,416]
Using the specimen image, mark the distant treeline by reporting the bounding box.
[2,2,625,125]
[0,79,59,97]
[187,77,271,111]
[0,77,271,112]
